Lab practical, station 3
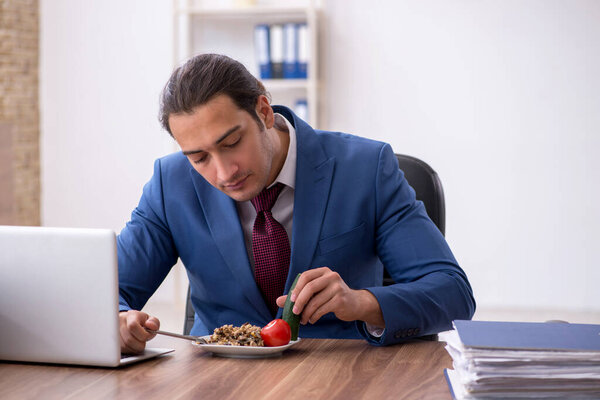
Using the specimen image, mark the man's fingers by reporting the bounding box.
[145,316,160,331]
[143,316,160,339]
[122,337,145,354]
[120,319,146,354]
[276,268,328,312]
[307,300,336,325]
[276,295,287,308]
[292,268,334,315]
[119,310,162,354]
[128,312,153,342]
[291,268,327,301]
[299,285,337,325]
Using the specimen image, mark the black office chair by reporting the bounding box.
[183,154,446,335]
[395,154,445,236]
[382,154,446,286]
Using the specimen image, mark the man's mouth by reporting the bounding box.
[223,175,249,191]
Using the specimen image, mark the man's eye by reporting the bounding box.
[193,155,207,164]
[224,137,240,148]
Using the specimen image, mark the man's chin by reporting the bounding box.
[221,187,260,202]
[226,192,253,202]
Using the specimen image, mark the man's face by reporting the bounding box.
[169,94,275,202]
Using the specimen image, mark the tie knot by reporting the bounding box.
[251,183,285,213]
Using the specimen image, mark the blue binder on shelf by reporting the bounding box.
[254,24,271,79]
[453,320,600,351]
[283,23,299,79]
[297,23,308,79]
[294,98,308,122]
[269,24,284,79]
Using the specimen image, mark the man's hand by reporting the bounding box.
[276,267,385,328]
[119,310,160,354]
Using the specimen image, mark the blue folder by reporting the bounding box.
[254,24,271,79]
[297,23,308,79]
[444,370,457,400]
[269,24,284,79]
[453,320,600,351]
[283,23,299,79]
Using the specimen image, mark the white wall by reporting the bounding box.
[320,1,600,312]
[41,1,600,316]
[40,0,185,307]
[40,0,175,232]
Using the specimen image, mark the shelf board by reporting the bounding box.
[177,6,310,18]
[262,79,309,91]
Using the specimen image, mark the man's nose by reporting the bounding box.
[214,156,238,183]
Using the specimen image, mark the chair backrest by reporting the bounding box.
[184,286,194,335]
[183,154,446,335]
[395,154,445,236]
[382,154,446,287]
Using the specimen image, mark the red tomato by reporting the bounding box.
[261,319,291,347]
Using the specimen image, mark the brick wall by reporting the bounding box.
[0,0,40,226]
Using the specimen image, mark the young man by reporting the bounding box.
[118,54,475,354]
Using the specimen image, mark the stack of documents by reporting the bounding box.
[444,320,600,399]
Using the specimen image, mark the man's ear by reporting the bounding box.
[255,95,274,129]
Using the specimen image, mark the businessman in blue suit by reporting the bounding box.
[118,54,475,354]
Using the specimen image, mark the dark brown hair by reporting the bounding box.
[159,54,270,136]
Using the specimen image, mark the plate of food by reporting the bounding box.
[193,273,304,358]
[192,322,301,358]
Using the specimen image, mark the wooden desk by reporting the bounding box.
[0,337,452,399]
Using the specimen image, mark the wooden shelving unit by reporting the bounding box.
[173,0,320,127]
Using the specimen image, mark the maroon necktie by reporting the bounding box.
[251,183,290,316]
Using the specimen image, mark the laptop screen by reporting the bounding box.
[0,226,127,366]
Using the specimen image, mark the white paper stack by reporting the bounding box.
[444,320,600,399]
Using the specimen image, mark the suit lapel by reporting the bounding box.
[278,108,335,293]
[189,170,272,321]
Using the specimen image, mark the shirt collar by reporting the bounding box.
[269,113,296,190]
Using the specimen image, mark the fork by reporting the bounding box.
[145,328,207,344]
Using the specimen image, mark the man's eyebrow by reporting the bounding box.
[182,125,241,156]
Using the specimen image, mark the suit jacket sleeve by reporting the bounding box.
[117,158,178,312]
[357,144,475,345]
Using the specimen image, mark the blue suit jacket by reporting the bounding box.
[118,106,475,345]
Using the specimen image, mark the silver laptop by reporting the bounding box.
[0,226,173,367]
